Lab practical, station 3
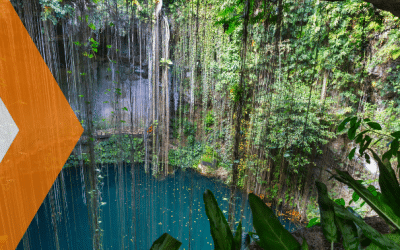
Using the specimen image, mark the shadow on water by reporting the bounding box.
[17,164,303,250]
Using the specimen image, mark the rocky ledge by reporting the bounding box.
[197,160,229,183]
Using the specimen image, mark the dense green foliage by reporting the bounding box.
[64,135,144,167]
[35,0,400,239]
[165,0,400,221]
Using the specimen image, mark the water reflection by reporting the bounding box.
[17,164,303,250]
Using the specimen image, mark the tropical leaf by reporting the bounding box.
[391,131,400,138]
[233,220,242,250]
[348,119,362,140]
[334,212,359,250]
[398,152,400,173]
[333,202,400,249]
[391,139,399,153]
[350,117,357,127]
[248,193,301,250]
[349,147,356,160]
[360,136,372,155]
[306,217,320,228]
[366,231,400,249]
[149,233,182,250]
[352,191,360,202]
[366,122,382,130]
[367,185,378,197]
[203,189,234,250]
[355,130,370,143]
[348,127,358,140]
[369,150,400,222]
[330,169,400,231]
[315,181,341,243]
[338,117,352,132]
[382,150,393,162]
[334,198,345,207]
[346,206,364,241]
[365,153,371,164]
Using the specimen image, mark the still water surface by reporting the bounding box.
[17,164,301,250]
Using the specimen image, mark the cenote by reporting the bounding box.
[16,164,301,250]
[4,0,400,249]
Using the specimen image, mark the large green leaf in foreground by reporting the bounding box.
[203,189,234,250]
[248,193,301,250]
[330,169,400,231]
[315,181,341,244]
[366,231,400,250]
[370,150,400,221]
[334,211,359,250]
[149,233,182,250]
[233,220,243,250]
[333,201,400,249]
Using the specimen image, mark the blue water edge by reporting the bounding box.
[16,164,302,250]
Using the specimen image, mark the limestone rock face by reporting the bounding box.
[248,216,392,250]
[197,161,229,183]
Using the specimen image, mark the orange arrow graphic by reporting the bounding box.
[0,1,84,249]
[0,235,8,250]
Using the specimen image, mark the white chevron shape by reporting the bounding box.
[0,97,18,163]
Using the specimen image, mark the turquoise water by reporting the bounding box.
[17,164,302,250]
